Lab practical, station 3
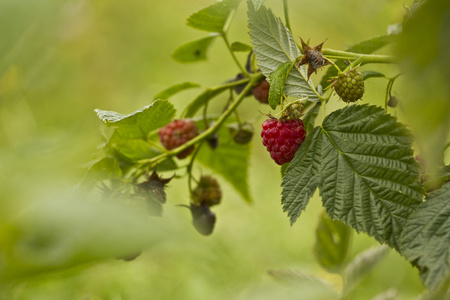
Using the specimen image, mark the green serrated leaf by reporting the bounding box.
[314,212,352,274]
[320,35,393,88]
[182,87,229,118]
[247,2,319,101]
[95,100,176,140]
[282,127,322,220]
[400,181,450,289]
[268,61,290,109]
[283,104,424,249]
[252,0,266,11]
[187,0,241,33]
[153,82,200,100]
[362,71,386,80]
[197,126,251,203]
[230,41,253,52]
[343,246,389,295]
[172,35,218,63]
[319,105,424,249]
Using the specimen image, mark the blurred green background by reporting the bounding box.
[0,0,432,299]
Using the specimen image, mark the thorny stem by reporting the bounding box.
[138,73,265,167]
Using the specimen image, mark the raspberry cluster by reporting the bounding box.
[261,118,306,165]
[189,175,222,236]
[158,119,198,159]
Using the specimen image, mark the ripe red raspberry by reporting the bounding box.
[252,79,270,104]
[158,119,198,159]
[261,118,306,165]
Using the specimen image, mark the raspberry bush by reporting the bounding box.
[85,0,450,297]
[3,0,448,299]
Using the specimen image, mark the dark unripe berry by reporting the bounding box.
[158,119,198,159]
[333,69,365,103]
[252,79,270,104]
[229,122,254,144]
[189,203,216,236]
[261,118,306,165]
[388,96,399,108]
[233,73,252,97]
[206,132,219,149]
[192,175,222,207]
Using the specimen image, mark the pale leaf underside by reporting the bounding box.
[247,3,319,101]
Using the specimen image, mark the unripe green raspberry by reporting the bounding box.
[192,175,222,207]
[282,102,304,120]
[333,69,365,103]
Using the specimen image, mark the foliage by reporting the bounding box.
[85,0,450,294]
[1,0,449,298]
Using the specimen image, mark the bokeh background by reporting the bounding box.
[0,0,437,299]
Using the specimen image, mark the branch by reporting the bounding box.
[138,73,264,166]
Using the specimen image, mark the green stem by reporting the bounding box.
[384,79,394,110]
[218,77,250,90]
[222,32,249,77]
[187,141,204,197]
[234,110,243,127]
[138,73,265,166]
[180,77,251,118]
[347,57,363,71]
[323,49,395,65]
[384,74,402,110]
[145,139,166,152]
[203,95,210,128]
[283,0,292,33]
[325,58,342,74]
